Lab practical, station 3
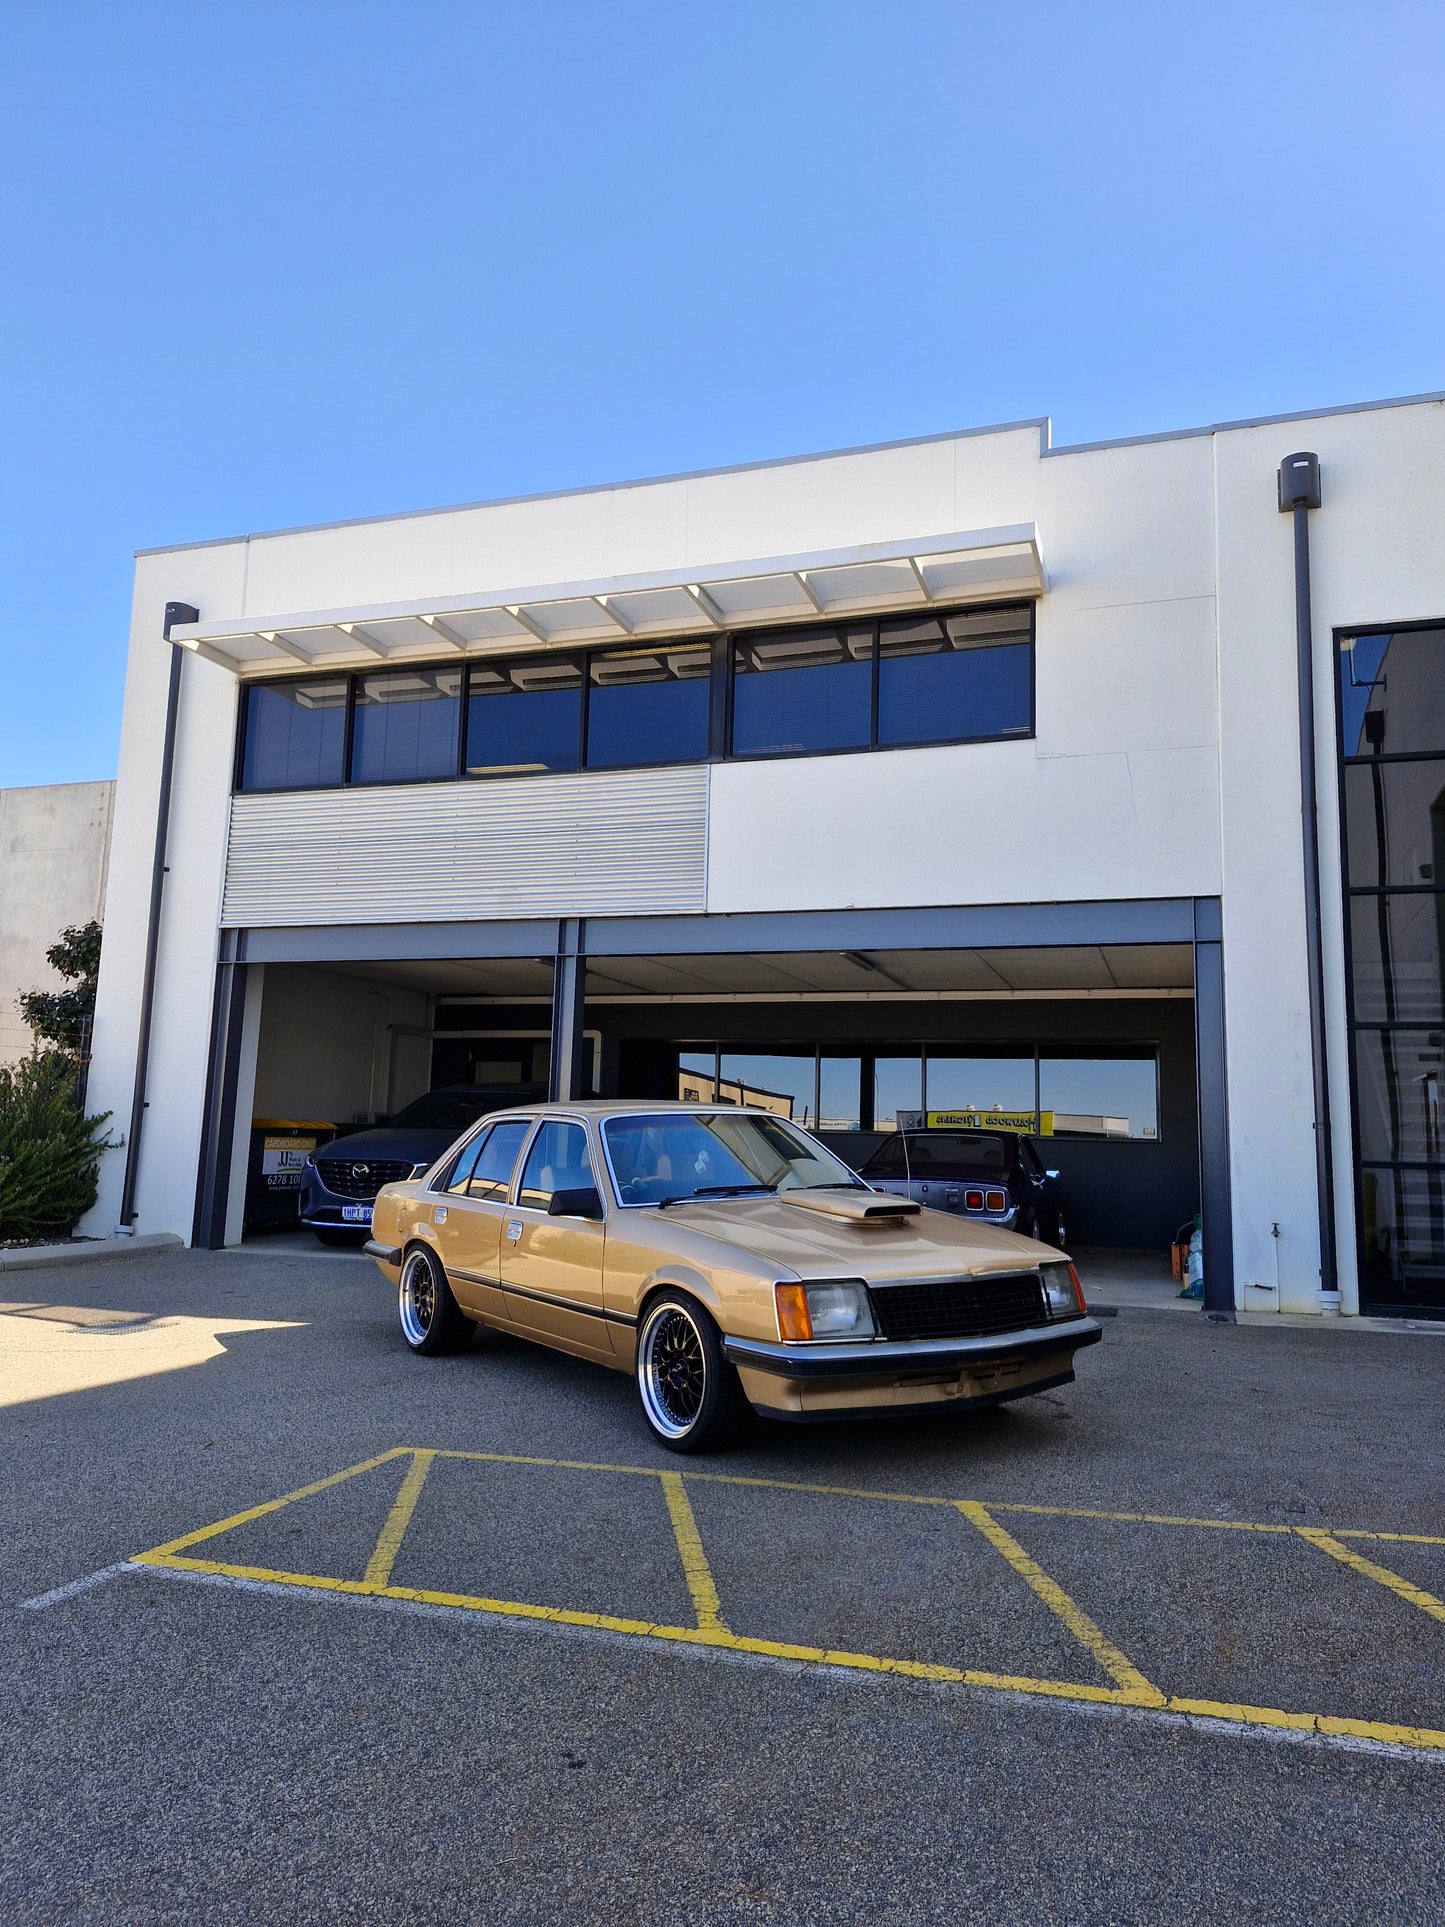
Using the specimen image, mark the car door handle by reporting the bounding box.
[506,1220,523,1243]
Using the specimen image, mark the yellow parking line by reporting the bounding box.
[362,1450,435,1592]
[411,1450,1445,1547]
[138,1448,410,1559]
[659,1471,729,1635]
[131,1549,1445,1754]
[956,1501,1165,1705]
[1296,1528,1445,1625]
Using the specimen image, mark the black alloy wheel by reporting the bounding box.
[635,1290,745,1454]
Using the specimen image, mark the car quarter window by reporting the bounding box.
[516,1120,595,1211]
[470,1119,533,1201]
[445,1127,492,1195]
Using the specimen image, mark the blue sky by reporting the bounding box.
[2,1,1442,786]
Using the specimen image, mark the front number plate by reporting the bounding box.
[341,1204,372,1224]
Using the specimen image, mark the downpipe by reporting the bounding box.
[1278,455,1341,1316]
[115,601,199,1233]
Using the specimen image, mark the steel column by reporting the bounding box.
[549,918,588,1101]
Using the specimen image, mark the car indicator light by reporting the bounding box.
[965,1188,984,1211]
[1069,1261,1087,1313]
[986,1189,1007,1212]
[775,1282,813,1342]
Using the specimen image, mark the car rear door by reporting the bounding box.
[431,1117,533,1321]
[499,1118,614,1358]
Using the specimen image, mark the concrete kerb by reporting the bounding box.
[0,1232,183,1274]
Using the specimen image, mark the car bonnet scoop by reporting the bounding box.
[779,1190,921,1223]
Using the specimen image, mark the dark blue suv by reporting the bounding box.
[300,1084,543,1245]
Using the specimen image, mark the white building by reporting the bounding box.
[82,393,1445,1319]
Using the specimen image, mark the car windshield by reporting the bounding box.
[604,1111,861,1206]
[387,1089,498,1132]
[899,1132,1010,1177]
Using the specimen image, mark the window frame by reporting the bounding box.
[1334,616,1445,1316]
[231,598,1038,795]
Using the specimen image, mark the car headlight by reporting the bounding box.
[775,1279,876,1342]
[1042,1262,1086,1320]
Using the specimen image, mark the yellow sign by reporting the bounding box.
[924,1110,1053,1136]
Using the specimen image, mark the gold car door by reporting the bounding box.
[499,1118,613,1358]
[430,1117,534,1322]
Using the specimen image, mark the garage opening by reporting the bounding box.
[233,939,1200,1307]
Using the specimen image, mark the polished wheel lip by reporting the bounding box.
[638,1300,707,1440]
[399,1250,436,1347]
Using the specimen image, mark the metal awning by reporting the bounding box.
[170,524,1045,674]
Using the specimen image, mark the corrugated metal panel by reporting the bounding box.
[222,767,708,927]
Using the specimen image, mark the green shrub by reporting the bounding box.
[0,1052,115,1242]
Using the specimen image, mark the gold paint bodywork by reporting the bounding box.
[369,1101,1100,1419]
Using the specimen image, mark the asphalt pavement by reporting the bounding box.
[4,1242,1445,1924]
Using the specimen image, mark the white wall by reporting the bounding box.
[0,781,114,1064]
[250,965,430,1128]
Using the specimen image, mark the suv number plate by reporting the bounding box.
[341,1204,372,1224]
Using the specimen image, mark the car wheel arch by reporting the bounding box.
[635,1270,725,1332]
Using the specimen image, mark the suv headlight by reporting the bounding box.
[1042,1262,1086,1320]
[775,1279,876,1342]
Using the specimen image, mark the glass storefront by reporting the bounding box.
[1337,624,1445,1313]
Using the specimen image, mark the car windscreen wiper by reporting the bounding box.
[658,1183,776,1209]
[797,1181,870,1192]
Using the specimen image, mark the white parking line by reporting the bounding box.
[18,1560,144,1610]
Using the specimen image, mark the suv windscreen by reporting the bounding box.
[388,1089,500,1132]
[605,1111,860,1206]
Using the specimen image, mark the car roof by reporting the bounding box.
[477,1099,792,1119]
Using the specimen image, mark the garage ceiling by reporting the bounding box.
[317,944,1193,1001]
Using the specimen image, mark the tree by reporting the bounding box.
[19,920,102,1055]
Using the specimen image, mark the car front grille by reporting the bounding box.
[871,1271,1046,1343]
[314,1158,414,1199]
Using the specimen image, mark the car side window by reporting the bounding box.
[868,1134,906,1173]
[445,1127,492,1196]
[1020,1139,1044,1179]
[470,1119,533,1202]
[517,1120,595,1212]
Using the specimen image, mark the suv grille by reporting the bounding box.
[872,1271,1045,1343]
[314,1158,414,1199]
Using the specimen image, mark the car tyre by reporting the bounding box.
[635,1290,745,1454]
[398,1244,475,1356]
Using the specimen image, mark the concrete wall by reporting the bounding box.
[0,781,115,1065]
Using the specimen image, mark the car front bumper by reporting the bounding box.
[724,1316,1101,1419]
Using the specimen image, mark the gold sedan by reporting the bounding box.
[366,1101,1101,1453]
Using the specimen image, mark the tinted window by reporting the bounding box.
[446,1128,491,1196]
[351,669,461,784]
[862,1134,906,1173]
[878,609,1031,746]
[470,1119,532,1200]
[731,626,872,756]
[517,1120,595,1210]
[926,1054,1036,1114]
[467,658,581,777]
[1342,758,1445,888]
[240,678,348,792]
[906,1133,1009,1175]
[586,645,711,769]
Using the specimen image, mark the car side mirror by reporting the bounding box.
[547,1186,605,1221]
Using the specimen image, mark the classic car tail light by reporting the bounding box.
[964,1188,984,1211]
[985,1189,1008,1212]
